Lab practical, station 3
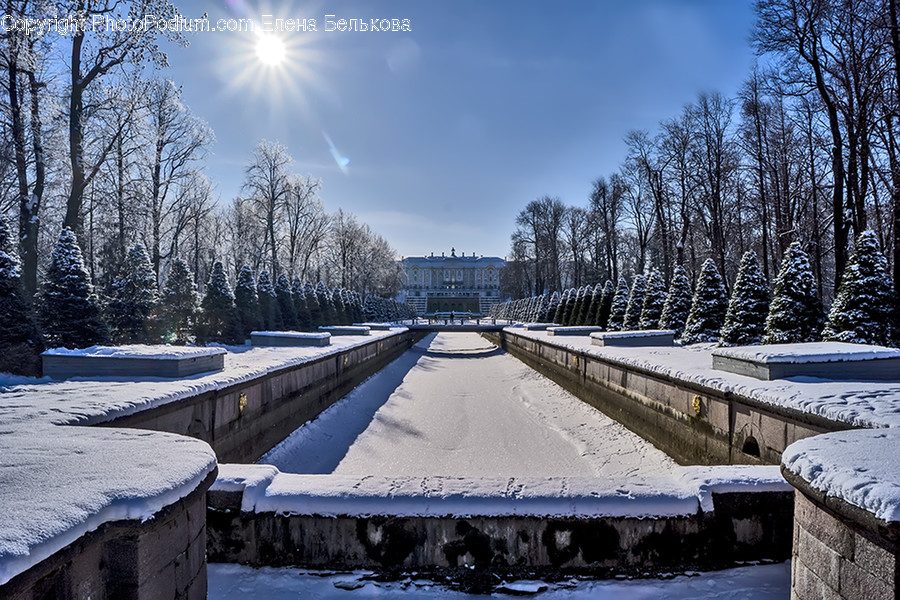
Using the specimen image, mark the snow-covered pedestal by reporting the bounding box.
[523,323,559,331]
[591,329,675,347]
[546,326,604,336]
[251,331,331,347]
[42,345,226,379]
[782,430,900,600]
[352,322,392,331]
[318,325,371,336]
[711,342,900,381]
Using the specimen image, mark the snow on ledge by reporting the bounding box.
[213,463,788,519]
[523,323,559,331]
[783,429,900,522]
[547,326,604,336]
[251,331,330,339]
[42,344,227,360]
[711,342,900,364]
[591,329,675,340]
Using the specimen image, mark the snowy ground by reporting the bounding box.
[208,562,791,599]
[510,327,900,429]
[262,332,677,478]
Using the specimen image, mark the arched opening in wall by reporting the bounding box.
[742,436,761,458]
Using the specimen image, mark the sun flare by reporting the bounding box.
[256,35,286,66]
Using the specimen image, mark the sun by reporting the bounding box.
[256,35,286,66]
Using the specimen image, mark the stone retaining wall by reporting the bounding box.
[103,330,423,463]
[2,469,216,600]
[206,488,793,575]
[484,330,847,465]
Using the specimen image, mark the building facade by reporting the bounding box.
[401,249,505,315]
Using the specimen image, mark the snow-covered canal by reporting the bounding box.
[262,332,676,477]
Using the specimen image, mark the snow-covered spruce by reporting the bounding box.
[623,274,647,331]
[720,251,769,347]
[291,277,312,331]
[584,283,604,327]
[544,291,561,323]
[553,288,571,325]
[198,261,236,343]
[0,215,42,374]
[639,269,667,330]
[764,242,822,344]
[681,259,727,345]
[257,270,283,331]
[275,274,298,330]
[593,279,615,328]
[159,259,198,344]
[822,230,896,346]
[659,265,692,337]
[107,244,158,344]
[606,277,630,331]
[234,266,261,339]
[304,281,322,326]
[316,282,335,325]
[331,287,347,325]
[40,228,109,349]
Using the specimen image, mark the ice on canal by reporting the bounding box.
[262,332,677,477]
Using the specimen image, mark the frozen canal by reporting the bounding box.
[262,332,677,477]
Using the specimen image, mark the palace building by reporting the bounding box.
[400,249,505,315]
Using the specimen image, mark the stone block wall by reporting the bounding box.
[1,469,215,600]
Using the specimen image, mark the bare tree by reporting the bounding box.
[243,139,292,276]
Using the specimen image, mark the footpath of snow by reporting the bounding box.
[208,561,792,599]
[711,341,900,364]
[783,429,900,522]
[0,328,406,586]
[509,328,900,429]
[0,328,406,427]
[42,344,227,359]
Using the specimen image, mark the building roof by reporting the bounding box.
[403,249,505,267]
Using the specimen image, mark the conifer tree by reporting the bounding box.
[623,274,647,330]
[584,283,603,326]
[198,261,236,343]
[764,242,822,344]
[535,293,550,322]
[257,270,283,330]
[40,228,108,349]
[108,244,158,344]
[545,291,561,323]
[316,282,335,324]
[275,274,298,330]
[639,270,667,330]
[823,230,895,346]
[332,287,347,324]
[292,277,312,330]
[720,251,769,347]
[159,259,198,344]
[681,259,728,344]
[304,281,322,326]
[0,216,42,374]
[593,280,615,327]
[569,286,586,325]
[234,266,261,338]
[606,277,630,331]
[659,266,693,337]
[553,289,571,324]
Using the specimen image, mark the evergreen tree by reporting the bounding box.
[639,270,667,330]
[593,280,615,328]
[316,282,335,324]
[331,287,347,324]
[553,289,571,324]
[198,261,236,343]
[569,286,586,325]
[659,266,693,337]
[764,242,822,344]
[681,258,728,344]
[0,215,42,374]
[535,293,550,322]
[545,291,561,323]
[292,277,312,330]
[107,244,158,344]
[584,283,603,326]
[823,230,896,346]
[257,270,283,330]
[275,274,298,330]
[623,274,647,330]
[606,277,630,331]
[40,228,108,349]
[234,266,261,338]
[720,251,769,347]
[159,259,198,344]
[304,281,322,326]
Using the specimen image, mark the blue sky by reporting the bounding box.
[164,0,757,259]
